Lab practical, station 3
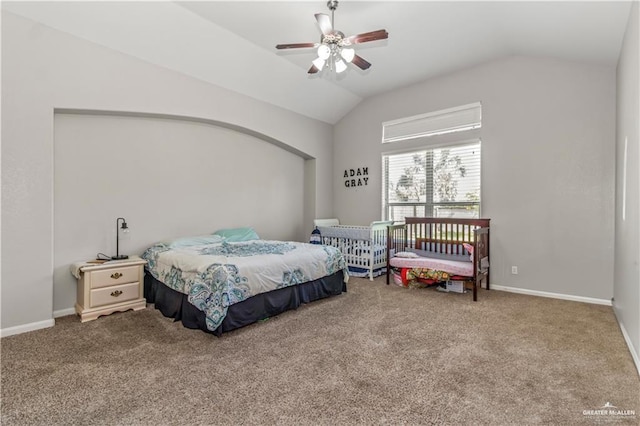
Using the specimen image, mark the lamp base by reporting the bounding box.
[111,255,129,260]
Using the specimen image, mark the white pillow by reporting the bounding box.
[395,251,419,258]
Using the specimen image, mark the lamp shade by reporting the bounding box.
[340,48,355,63]
[312,57,326,71]
[317,44,331,60]
[335,59,347,73]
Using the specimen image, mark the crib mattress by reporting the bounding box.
[389,256,473,277]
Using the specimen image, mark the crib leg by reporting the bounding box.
[473,281,478,302]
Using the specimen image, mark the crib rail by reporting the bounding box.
[386,217,491,301]
[320,235,372,271]
[386,224,407,255]
[405,217,490,256]
[315,220,392,281]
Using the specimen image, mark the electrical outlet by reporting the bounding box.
[511,266,518,275]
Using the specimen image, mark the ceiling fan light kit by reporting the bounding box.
[275,0,388,75]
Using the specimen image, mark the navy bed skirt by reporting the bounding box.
[144,271,346,336]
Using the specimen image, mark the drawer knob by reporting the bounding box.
[110,272,123,279]
[110,290,123,297]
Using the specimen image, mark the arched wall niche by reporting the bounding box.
[53,109,316,312]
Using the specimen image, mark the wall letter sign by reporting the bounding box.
[344,167,369,188]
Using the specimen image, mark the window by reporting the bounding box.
[381,103,481,221]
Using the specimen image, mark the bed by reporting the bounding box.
[141,231,349,335]
[386,217,490,301]
[313,218,393,280]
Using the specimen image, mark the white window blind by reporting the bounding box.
[382,141,481,220]
[382,102,481,144]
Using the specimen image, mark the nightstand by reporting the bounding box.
[74,257,147,322]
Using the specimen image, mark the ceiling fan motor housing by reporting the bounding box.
[322,32,346,45]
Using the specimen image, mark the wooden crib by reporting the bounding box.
[314,219,393,280]
[386,217,490,301]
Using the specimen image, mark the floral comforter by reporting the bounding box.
[142,240,348,331]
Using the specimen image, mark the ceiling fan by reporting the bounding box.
[275,0,389,75]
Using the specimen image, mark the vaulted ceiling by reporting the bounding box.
[2,1,633,124]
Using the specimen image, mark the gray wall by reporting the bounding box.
[1,8,633,342]
[334,55,616,301]
[53,113,306,313]
[1,12,334,333]
[614,1,640,372]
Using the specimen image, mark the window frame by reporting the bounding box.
[382,138,482,221]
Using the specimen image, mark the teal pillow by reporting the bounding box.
[213,227,260,242]
[167,234,225,248]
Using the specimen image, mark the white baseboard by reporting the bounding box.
[613,309,640,378]
[53,308,76,318]
[491,284,612,306]
[0,319,55,338]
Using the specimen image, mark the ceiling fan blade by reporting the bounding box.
[276,42,317,50]
[308,64,320,74]
[315,13,333,35]
[351,54,372,71]
[345,29,389,45]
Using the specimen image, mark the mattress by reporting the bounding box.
[389,256,473,277]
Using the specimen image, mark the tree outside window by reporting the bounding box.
[383,142,480,220]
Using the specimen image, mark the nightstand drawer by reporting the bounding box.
[91,265,139,289]
[90,282,139,308]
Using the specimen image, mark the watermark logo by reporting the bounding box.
[583,402,636,422]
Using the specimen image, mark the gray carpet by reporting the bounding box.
[2,277,639,425]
